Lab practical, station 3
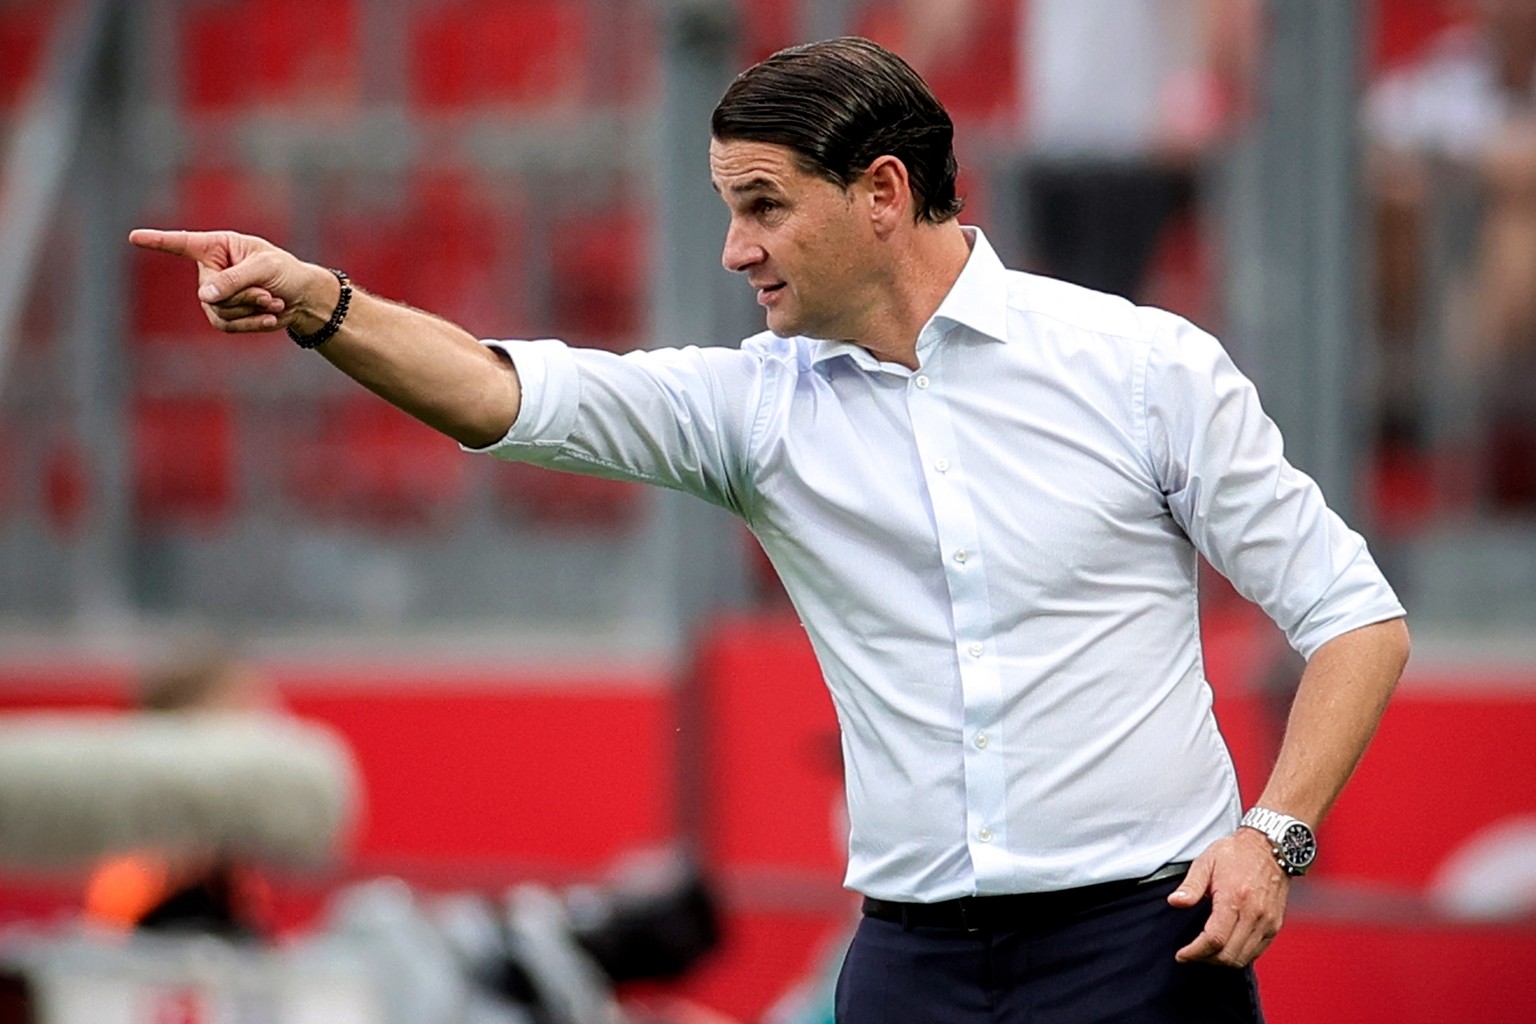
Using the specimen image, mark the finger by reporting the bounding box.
[208,302,271,323]
[204,310,282,334]
[1226,904,1283,967]
[1167,860,1212,908]
[198,251,279,305]
[129,228,217,261]
[1214,912,1263,968]
[1175,900,1236,963]
[220,286,285,313]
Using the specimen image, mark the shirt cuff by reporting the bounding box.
[1288,543,1408,660]
[460,338,581,456]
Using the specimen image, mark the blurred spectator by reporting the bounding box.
[898,0,1258,303]
[82,645,283,939]
[1367,0,1536,511]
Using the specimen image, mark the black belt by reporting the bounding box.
[861,862,1191,932]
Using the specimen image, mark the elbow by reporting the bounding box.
[453,349,523,449]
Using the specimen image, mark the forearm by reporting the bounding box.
[290,263,521,449]
[1254,617,1411,825]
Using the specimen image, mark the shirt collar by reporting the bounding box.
[810,226,1010,370]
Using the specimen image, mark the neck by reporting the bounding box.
[855,221,973,370]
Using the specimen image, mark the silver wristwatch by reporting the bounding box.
[1240,806,1318,877]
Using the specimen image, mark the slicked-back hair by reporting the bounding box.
[711,37,964,224]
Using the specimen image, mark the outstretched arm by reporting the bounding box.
[1168,616,1411,967]
[129,229,521,448]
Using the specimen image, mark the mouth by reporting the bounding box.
[754,282,786,306]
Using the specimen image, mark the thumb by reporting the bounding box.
[197,251,278,305]
[1167,858,1212,907]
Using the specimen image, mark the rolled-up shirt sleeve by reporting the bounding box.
[1144,316,1406,659]
[461,337,765,516]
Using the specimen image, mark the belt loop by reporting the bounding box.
[959,897,980,934]
[900,905,914,932]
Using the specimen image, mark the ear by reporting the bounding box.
[862,155,913,237]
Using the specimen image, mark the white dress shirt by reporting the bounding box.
[472,228,1405,903]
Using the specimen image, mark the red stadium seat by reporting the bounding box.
[283,393,469,530]
[131,395,237,529]
[548,200,648,349]
[322,169,523,335]
[180,0,359,112]
[493,460,642,532]
[408,0,589,110]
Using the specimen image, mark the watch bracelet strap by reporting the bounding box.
[1240,806,1295,837]
[1241,806,1312,875]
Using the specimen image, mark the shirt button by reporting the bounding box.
[968,642,984,658]
[975,733,988,749]
[934,458,950,473]
[914,374,930,389]
[953,549,968,564]
[978,827,993,843]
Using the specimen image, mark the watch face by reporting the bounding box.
[1280,822,1317,869]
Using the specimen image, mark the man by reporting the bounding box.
[1367,0,1536,508]
[134,37,1409,1024]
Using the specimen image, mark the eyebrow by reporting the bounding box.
[711,176,782,198]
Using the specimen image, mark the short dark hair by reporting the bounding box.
[711,37,964,224]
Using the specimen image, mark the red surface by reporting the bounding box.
[1322,685,1536,887]
[692,615,846,876]
[280,677,677,871]
[0,663,675,884]
[1259,918,1536,1023]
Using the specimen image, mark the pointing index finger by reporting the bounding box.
[128,228,215,262]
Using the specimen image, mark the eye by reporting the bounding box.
[751,198,782,217]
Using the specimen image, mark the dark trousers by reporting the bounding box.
[834,875,1263,1024]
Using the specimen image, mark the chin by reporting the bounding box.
[763,310,802,339]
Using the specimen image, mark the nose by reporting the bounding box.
[721,218,764,274]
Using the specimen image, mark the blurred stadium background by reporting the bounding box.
[0,0,1533,1020]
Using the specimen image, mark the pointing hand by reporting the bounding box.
[129,229,334,335]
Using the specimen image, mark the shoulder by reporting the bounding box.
[1006,270,1171,350]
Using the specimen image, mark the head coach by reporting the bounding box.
[132,36,1410,1024]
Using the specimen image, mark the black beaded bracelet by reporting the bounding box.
[287,268,352,349]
